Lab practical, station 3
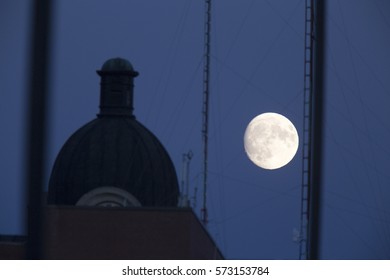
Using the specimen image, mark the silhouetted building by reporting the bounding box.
[0,58,222,260]
[48,58,178,207]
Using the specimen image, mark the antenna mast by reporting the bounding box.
[299,0,314,260]
[179,151,193,207]
[300,0,326,260]
[201,0,212,225]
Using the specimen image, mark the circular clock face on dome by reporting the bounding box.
[76,187,141,207]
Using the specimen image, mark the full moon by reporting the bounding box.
[244,112,299,170]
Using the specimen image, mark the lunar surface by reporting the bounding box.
[244,112,299,170]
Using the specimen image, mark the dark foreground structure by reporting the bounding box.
[0,58,222,260]
[0,207,221,259]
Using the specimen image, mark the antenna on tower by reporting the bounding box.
[179,150,193,207]
[201,0,212,225]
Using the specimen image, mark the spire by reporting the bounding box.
[96,57,139,117]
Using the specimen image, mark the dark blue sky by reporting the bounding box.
[1,0,390,259]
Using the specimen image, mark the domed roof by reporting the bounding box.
[100,57,138,74]
[47,58,179,207]
[48,118,179,207]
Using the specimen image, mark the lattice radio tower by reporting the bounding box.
[299,0,314,260]
[201,0,211,225]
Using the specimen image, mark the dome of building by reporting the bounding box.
[47,58,179,207]
[100,57,139,74]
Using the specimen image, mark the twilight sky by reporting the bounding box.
[1,0,390,259]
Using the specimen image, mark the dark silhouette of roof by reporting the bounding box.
[47,58,179,207]
[0,208,224,260]
[99,57,138,73]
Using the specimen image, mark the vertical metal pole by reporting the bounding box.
[26,0,52,259]
[299,0,314,260]
[179,151,193,207]
[185,151,193,200]
[201,0,211,225]
[308,0,326,260]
